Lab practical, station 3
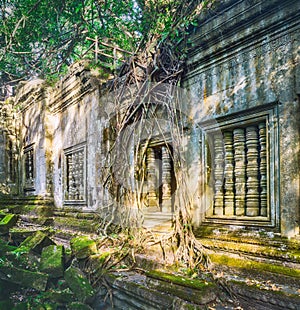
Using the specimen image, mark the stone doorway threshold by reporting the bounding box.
[142,207,173,231]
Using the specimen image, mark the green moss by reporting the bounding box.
[54,217,99,233]
[70,236,97,259]
[210,254,300,278]
[40,245,64,278]
[145,270,215,291]
[0,214,18,233]
[64,267,95,303]
[19,231,55,254]
[0,239,17,255]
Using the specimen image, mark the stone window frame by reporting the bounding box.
[199,104,279,228]
[23,143,35,191]
[63,142,87,205]
[138,137,176,213]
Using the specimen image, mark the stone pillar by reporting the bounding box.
[259,123,267,217]
[233,128,246,216]
[224,131,234,215]
[246,126,260,216]
[161,146,172,212]
[146,148,158,208]
[213,135,224,215]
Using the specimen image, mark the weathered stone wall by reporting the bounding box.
[0,0,299,238]
[14,79,49,196]
[183,0,300,237]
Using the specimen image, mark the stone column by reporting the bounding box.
[224,131,234,215]
[246,126,260,216]
[161,146,172,212]
[233,128,246,216]
[146,148,158,208]
[259,123,267,217]
[213,135,225,215]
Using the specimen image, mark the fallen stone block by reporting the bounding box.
[0,262,48,291]
[6,250,40,272]
[70,236,97,259]
[40,245,64,278]
[65,267,95,303]
[0,239,17,256]
[39,288,74,304]
[19,230,55,254]
[0,214,18,234]
[67,302,93,310]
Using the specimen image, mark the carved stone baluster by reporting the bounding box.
[233,128,246,216]
[246,126,260,216]
[146,148,158,208]
[78,150,84,200]
[67,155,73,199]
[224,131,234,215]
[259,123,267,216]
[213,135,224,215]
[70,153,75,200]
[161,146,172,212]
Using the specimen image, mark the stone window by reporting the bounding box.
[145,143,176,213]
[24,144,35,191]
[7,139,16,183]
[201,105,279,227]
[64,144,86,204]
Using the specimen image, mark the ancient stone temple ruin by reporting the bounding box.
[0,0,300,240]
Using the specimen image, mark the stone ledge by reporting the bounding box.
[200,238,300,264]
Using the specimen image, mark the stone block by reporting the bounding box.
[40,245,64,278]
[0,262,48,291]
[0,238,17,256]
[0,214,18,234]
[19,231,55,254]
[6,250,40,271]
[41,288,74,304]
[70,236,97,259]
[64,267,95,303]
[67,302,93,310]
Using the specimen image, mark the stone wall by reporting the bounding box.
[0,0,299,238]
[183,0,300,237]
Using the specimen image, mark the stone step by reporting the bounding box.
[199,237,300,265]
[197,237,300,309]
[0,196,54,207]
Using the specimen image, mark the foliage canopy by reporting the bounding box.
[0,0,214,88]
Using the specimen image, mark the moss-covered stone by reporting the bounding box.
[70,236,97,259]
[145,270,215,291]
[0,214,18,234]
[0,262,48,291]
[19,231,55,254]
[40,245,64,278]
[89,252,110,270]
[64,267,95,303]
[0,238,17,256]
[144,270,217,304]
[6,250,40,271]
[39,288,74,304]
[210,253,300,278]
[67,302,93,310]
[9,227,51,244]
[53,217,99,233]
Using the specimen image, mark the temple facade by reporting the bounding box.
[0,0,299,238]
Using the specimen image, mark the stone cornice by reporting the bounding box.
[185,0,300,79]
[14,79,46,112]
[49,62,97,114]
